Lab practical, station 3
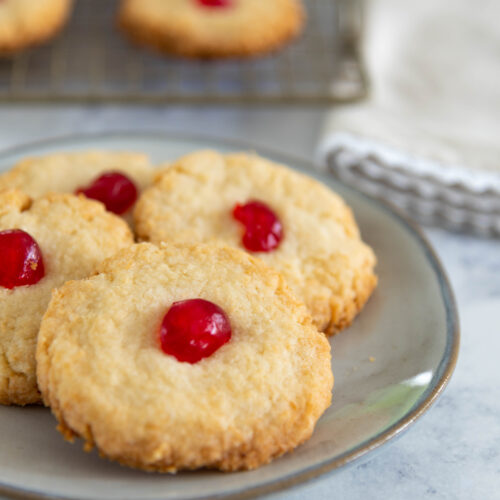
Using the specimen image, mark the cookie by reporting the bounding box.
[0,151,154,218]
[134,151,377,335]
[0,0,73,56]
[118,0,304,59]
[0,190,133,405]
[36,242,332,471]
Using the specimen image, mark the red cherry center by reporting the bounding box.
[197,0,232,7]
[76,171,138,215]
[0,229,45,289]
[232,200,283,252]
[160,299,232,364]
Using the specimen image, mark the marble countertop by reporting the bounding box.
[0,105,498,500]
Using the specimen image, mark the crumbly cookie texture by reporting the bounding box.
[0,0,73,56]
[0,151,154,226]
[37,242,332,472]
[0,151,154,199]
[118,0,304,59]
[134,150,377,335]
[0,190,133,405]
[153,161,172,183]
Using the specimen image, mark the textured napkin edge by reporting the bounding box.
[316,132,500,195]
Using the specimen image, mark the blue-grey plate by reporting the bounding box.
[0,133,459,500]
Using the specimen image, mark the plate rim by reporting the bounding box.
[0,131,460,500]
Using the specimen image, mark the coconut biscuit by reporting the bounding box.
[0,0,73,55]
[119,0,304,59]
[37,242,333,471]
[134,150,377,335]
[0,190,133,405]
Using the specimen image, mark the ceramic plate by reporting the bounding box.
[0,133,459,500]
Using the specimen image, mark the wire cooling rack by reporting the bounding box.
[0,0,366,103]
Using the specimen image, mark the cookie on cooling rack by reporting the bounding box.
[0,0,73,55]
[118,0,304,59]
[134,150,377,335]
[0,151,154,217]
[36,242,332,471]
[0,190,133,405]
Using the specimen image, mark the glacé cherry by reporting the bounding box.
[76,171,137,215]
[160,298,232,364]
[0,229,45,289]
[232,200,283,252]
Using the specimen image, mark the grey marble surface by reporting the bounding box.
[0,105,499,500]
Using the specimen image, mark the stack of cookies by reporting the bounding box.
[0,149,376,472]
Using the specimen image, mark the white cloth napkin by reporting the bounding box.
[317,0,500,234]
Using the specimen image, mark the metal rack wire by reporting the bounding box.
[0,0,366,103]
